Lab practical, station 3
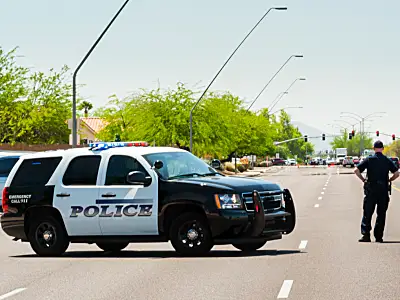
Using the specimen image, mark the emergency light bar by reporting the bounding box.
[89,141,149,150]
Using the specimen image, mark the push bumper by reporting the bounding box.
[208,189,296,244]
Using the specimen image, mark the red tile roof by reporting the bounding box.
[80,117,107,133]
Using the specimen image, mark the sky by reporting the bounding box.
[1,0,399,146]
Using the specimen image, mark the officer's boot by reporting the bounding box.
[358,235,371,242]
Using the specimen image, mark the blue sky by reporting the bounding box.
[1,0,399,145]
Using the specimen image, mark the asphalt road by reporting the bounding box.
[1,165,400,299]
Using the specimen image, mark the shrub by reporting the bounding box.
[224,162,236,172]
[237,164,246,172]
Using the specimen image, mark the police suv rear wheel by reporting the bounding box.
[169,212,213,256]
[28,216,69,257]
[96,242,129,253]
[232,241,267,252]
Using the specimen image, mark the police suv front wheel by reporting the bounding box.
[28,216,69,257]
[169,212,213,256]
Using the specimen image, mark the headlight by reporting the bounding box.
[214,194,243,209]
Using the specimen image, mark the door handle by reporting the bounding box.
[56,193,70,197]
[101,193,116,198]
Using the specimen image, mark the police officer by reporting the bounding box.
[354,140,399,242]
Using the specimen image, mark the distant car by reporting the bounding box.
[0,155,21,212]
[272,158,286,166]
[390,157,399,169]
[353,156,360,165]
[342,156,354,167]
[287,158,296,166]
[326,158,335,165]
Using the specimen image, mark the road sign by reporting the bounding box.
[276,153,279,158]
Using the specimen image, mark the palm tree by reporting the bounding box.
[78,101,93,118]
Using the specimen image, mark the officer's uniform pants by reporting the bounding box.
[361,185,390,238]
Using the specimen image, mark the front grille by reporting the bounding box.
[242,190,282,212]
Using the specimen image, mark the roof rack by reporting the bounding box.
[89,141,149,151]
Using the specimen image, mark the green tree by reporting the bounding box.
[275,111,314,159]
[78,100,93,117]
[330,129,372,156]
[95,83,292,158]
[0,46,74,144]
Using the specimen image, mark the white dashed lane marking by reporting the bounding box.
[0,288,26,300]
[314,204,320,208]
[321,191,324,195]
[277,280,294,298]
[318,196,322,200]
[298,240,308,249]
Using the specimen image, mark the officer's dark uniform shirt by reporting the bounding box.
[357,152,398,183]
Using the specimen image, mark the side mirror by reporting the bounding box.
[211,159,222,170]
[126,171,152,186]
[153,160,163,169]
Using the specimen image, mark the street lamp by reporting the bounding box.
[268,77,306,112]
[333,119,358,130]
[340,111,386,154]
[247,55,304,111]
[327,123,348,133]
[270,106,303,115]
[72,0,131,147]
[189,6,288,153]
[268,91,288,111]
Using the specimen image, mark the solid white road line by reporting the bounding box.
[277,280,294,298]
[298,240,308,249]
[314,204,320,208]
[0,288,26,300]
[318,196,322,200]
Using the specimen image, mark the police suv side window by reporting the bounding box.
[62,156,101,186]
[11,157,62,187]
[105,155,149,185]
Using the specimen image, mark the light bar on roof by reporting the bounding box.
[89,141,149,150]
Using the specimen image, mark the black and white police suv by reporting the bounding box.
[1,141,296,257]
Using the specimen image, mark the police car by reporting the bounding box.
[1,141,296,257]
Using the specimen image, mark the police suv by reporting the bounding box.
[1,142,296,257]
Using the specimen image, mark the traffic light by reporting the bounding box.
[351,130,355,137]
[304,135,308,142]
[322,133,325,141]
[376,130,379,137]
[115,134,121,142]
[392,134,396,141]
[349,132,352,140]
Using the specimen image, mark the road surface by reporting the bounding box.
[1,165,400,299]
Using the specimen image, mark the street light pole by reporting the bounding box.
[268,77,306,112]
[270,106,303,115]
[72,0,131,147]
[268,91,288,111]
[247,56,304,111]
[189,6,288,153]
[333,119,358,130]
[340,111,386,155]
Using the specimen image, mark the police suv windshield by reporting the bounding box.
[143,151,220,180]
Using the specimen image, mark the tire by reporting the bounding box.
[169,212,213,256]
[232,241,267,252]
[96,242,129,253]
[28,215,69,257]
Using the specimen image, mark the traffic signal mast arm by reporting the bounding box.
[274,131,398,146]
[273,134,340,145]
